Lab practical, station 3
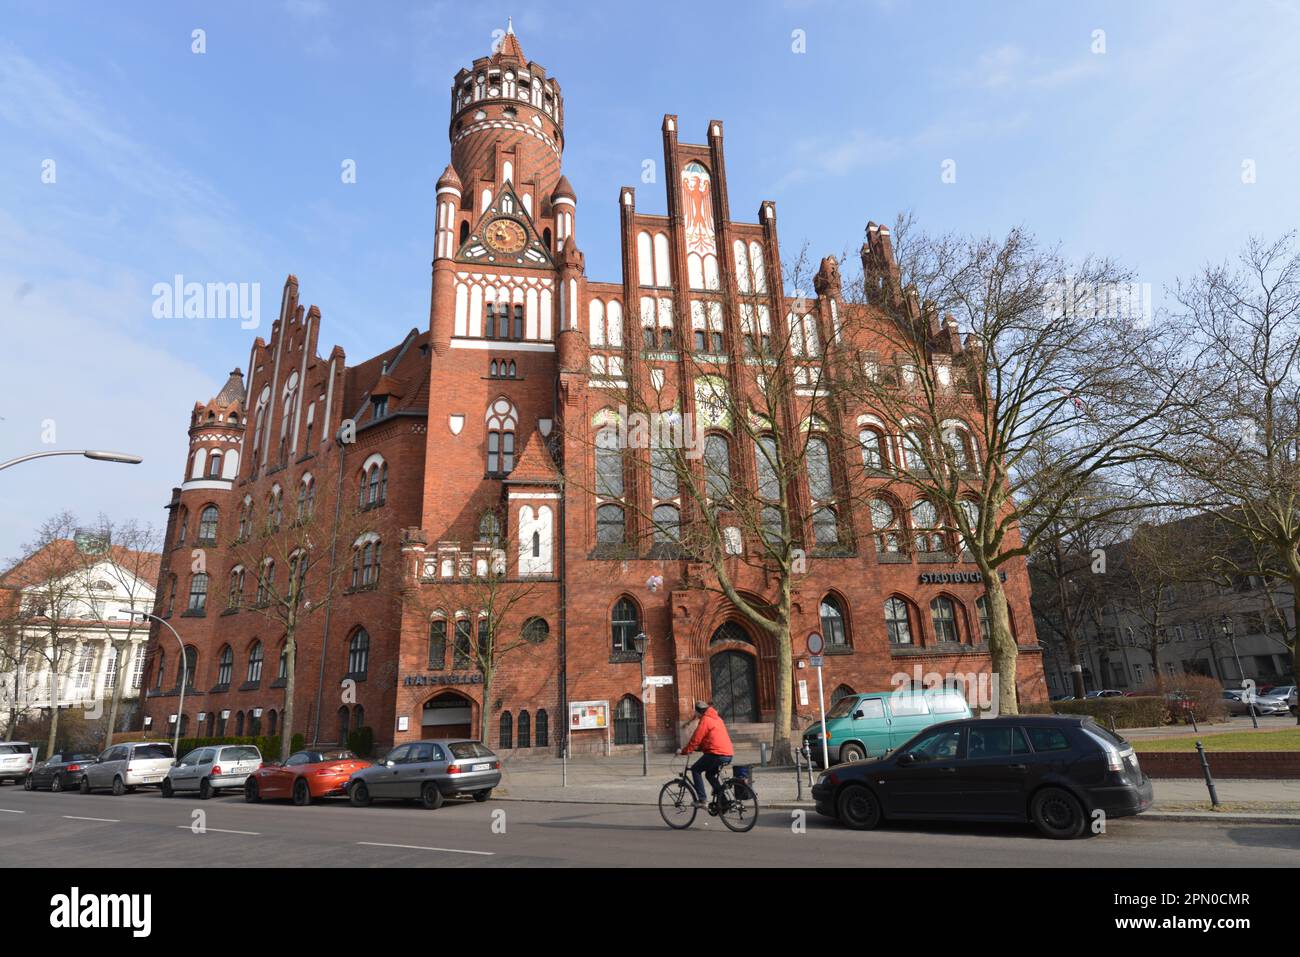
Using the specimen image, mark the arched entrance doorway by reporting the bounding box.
[708,623,759,723]
[421,691,474,740]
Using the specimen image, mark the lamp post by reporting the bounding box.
[135,612,187,754]
[1220,615,1257,729]
[0,450,142,471]
[633,631,648,777]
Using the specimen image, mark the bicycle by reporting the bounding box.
[658,756,759,832]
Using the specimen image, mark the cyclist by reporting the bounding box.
[680,699,734,808]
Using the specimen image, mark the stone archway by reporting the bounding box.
[708,623,760,723]
[421,690,475,740]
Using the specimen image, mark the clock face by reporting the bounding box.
[484,218,527,254]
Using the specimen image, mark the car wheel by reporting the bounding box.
[199,779,212,801]
[244,779,260,803]
[51,776,63,793]
[1030,787,1087,840]
[160,779,174,798]
[111,777,125,797]
[292,778,311,807]
[840,743,867,763]
[79,776,91,795]
[472,789,492,803]
[350,781,372,808]
[420,781,444,810]
[22,775,33,791]
[836,783,882,830]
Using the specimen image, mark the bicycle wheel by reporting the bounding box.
[719,780,759,833]
[658,778,698,830]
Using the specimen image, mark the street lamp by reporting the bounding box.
[0,449,143,471]
[1219,615,1257,729]
[633,631,648,777]
[135,612,188,754]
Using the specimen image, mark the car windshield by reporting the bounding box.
[133,745,174,759]
[825,697,858,719]
[449,742,494,759]
[220,747,261,761]
[315,750,357,762]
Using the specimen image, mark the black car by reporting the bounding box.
[811,715,1152,839]
[24,752,98,792]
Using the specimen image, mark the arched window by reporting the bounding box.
[869,498,901,553]
[238,497,253,540]
[247,641,264,683]
[348,628,370,678]
[267,709,277,736]
[805,435,834,501]
[428,615,447,669]
[478,510,502,545]
[755,434,780,501]
[830,684,855,706]
[611,598,640,654]
[267,487,283,530]
[297,474,315,521]
[704,434,731,499]
[217,645,233,686]
[338,706,350,746]
[499,711,514,750]
[207,451,223,478]
[931,596,960,643]
[176,507,188,546]
[536,708,549,748]
[256,560,274,605]
[902,429,929,473]
[977,595,991,643]
[613,695,643,746]
[351,535,381,588]
[460,220,470,246]
[197,506,219,545]
[860,428,889,471]
[596,503,625,545]
[596,444,624,498]
[518,710,531,749]
[235,711,245,736]
[187,573,208,613]
[486,398,518,476]
[180,646,198,689]
[911,499,944,553]
[820,595,848,648]
[885,597,913,645]
[813,507,839,546]
[354,705,365,734]
[227,567,244,609]
[760,506,783,546]
[652,504,680,544]
[521,617,549,643]
[360,459,387,508]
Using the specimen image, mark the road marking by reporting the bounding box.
[356,841,494,856]
[0,809,25,814]
[63,815,119,823]
[174,826,260,835]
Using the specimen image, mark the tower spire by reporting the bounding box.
[506,16,514,35]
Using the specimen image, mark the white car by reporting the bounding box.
[162,744,263,799]
[0,742,36,785]
[79,741,176,795]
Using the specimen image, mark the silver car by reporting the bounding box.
[346,739,501,809]
[162,744,263,799]
[79,741,176,795]
[0,742,36,785]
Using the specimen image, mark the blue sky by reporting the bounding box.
[1,0,1298,561]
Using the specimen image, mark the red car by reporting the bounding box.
[244,749,371,805]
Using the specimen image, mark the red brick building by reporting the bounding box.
[139,25,1045,757]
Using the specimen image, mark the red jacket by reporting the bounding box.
[683,707,734,756]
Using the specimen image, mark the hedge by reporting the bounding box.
[1020,695,1170,729]
[168,732,306,760]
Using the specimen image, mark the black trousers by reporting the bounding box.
[690,754,732,802]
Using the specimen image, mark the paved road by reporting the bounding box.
[1,785,1296,867]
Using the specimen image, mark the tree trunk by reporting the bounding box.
[480,668,493,744]
[767,582,795,765]
[982,570,1019,715]
[46,665,60,757]
[103,638,129,748]
[280,630,297,761]
[1293,587,1300,726]
[1067,638,1087,698]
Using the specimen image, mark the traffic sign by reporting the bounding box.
[809,655,823,668]
[806,632,824,655]
[645,675,673,687]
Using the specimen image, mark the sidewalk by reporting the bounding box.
[494,750,1300,823]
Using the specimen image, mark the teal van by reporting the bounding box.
[802,688,972,767]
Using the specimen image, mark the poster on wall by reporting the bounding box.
[569,700,609,730]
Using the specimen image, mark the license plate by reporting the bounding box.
[472,763,490,772]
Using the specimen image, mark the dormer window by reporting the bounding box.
[372,396,388,419]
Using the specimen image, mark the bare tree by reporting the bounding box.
[64,517,161,749]
[1163,233,1300,720]
[1,513,88,756]
[837,219,1187,714]
[570,245,861,762]
[226,469,374,759]
[410,520,548,743]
